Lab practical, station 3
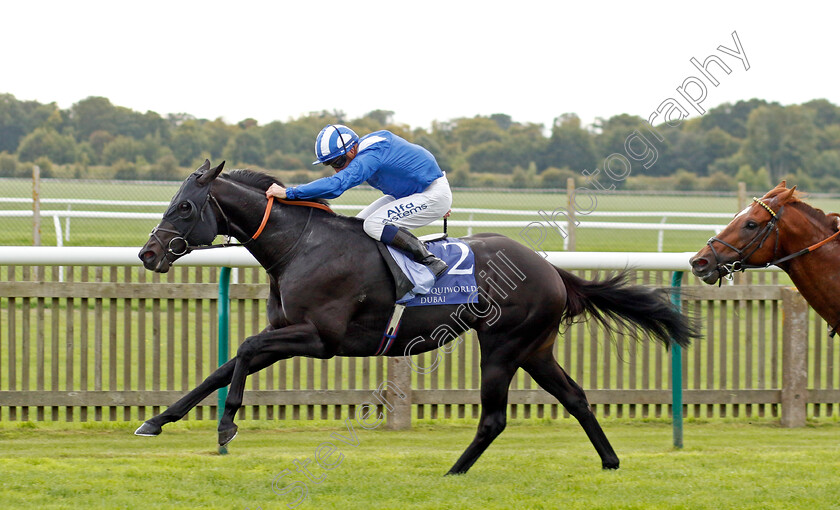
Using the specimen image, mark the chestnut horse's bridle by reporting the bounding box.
[705,198,783,282]
[706,197,840,283]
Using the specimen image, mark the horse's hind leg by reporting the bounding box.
[446,361,517,475]
[521,349,619,469]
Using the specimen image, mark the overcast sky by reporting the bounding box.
[3,1,836,132]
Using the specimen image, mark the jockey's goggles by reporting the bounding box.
[324,154,347,169]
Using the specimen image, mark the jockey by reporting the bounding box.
[266,124,452,278]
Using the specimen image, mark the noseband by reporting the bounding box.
[706,198,782,281]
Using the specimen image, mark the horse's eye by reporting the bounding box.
[178,201,193,217]
[744,220,758,230]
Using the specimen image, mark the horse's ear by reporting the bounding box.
[762,180,787,200]
[197,159,211,173]
[778,185,797,204]
[197,160,225,186]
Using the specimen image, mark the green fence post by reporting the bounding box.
[670,270,684,449]
[218,266,231,455]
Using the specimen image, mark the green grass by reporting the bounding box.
[1,419,839,509]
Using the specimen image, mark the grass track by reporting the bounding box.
[1,419,839,509]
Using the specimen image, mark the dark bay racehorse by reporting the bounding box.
[136,160,695,474]
[691,181,840,334]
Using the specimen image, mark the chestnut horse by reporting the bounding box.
[135,160,695,474]
[690,181,840,333]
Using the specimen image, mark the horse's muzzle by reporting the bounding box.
[689,253,724,285]
[138,239,176,273]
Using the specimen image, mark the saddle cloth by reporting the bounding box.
[376,237,479,307]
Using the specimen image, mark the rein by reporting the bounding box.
[176,195,276,253]
[707,197,840,282]
[151,194,334,257]
[250,195,274,241]
[273,196,334,215]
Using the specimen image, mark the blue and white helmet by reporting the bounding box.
[312,124,359,165]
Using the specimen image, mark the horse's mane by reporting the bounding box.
[221,169,331,206]
[765,185,839,231]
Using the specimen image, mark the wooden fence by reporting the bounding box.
[0,262,838,427]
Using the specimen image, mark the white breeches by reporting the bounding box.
[356,175,452,240]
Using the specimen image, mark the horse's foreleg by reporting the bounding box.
[446,362,517,475]
[218,322,328,447]
[522,350,619,469]
[134,358,237,436]
[135,323,280,437]
[135,352,287,436]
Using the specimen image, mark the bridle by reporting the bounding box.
[149,193,334,260]
[706,197,840,283]
[706,198,783,282]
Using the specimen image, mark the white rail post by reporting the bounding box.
[32,165,41,246]
[52,215,65,282]
[658,217,668,252]
[32,165,42,281]
[65,205,71,242]
[566,177,576,251]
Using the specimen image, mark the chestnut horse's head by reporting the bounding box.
[690,181,798,284]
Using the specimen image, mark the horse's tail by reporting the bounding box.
[555,267,696,348]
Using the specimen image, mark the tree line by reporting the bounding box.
[1,93,839,191]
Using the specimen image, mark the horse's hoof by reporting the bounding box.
[218,425,238,447]
[134,421,162,437]
[602,460,620,470]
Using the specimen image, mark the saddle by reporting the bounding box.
[375,210,451,301]
[375,233,446,301]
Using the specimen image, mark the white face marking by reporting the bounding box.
[734,206,751,219]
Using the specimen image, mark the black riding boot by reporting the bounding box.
[388,227,448,278]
